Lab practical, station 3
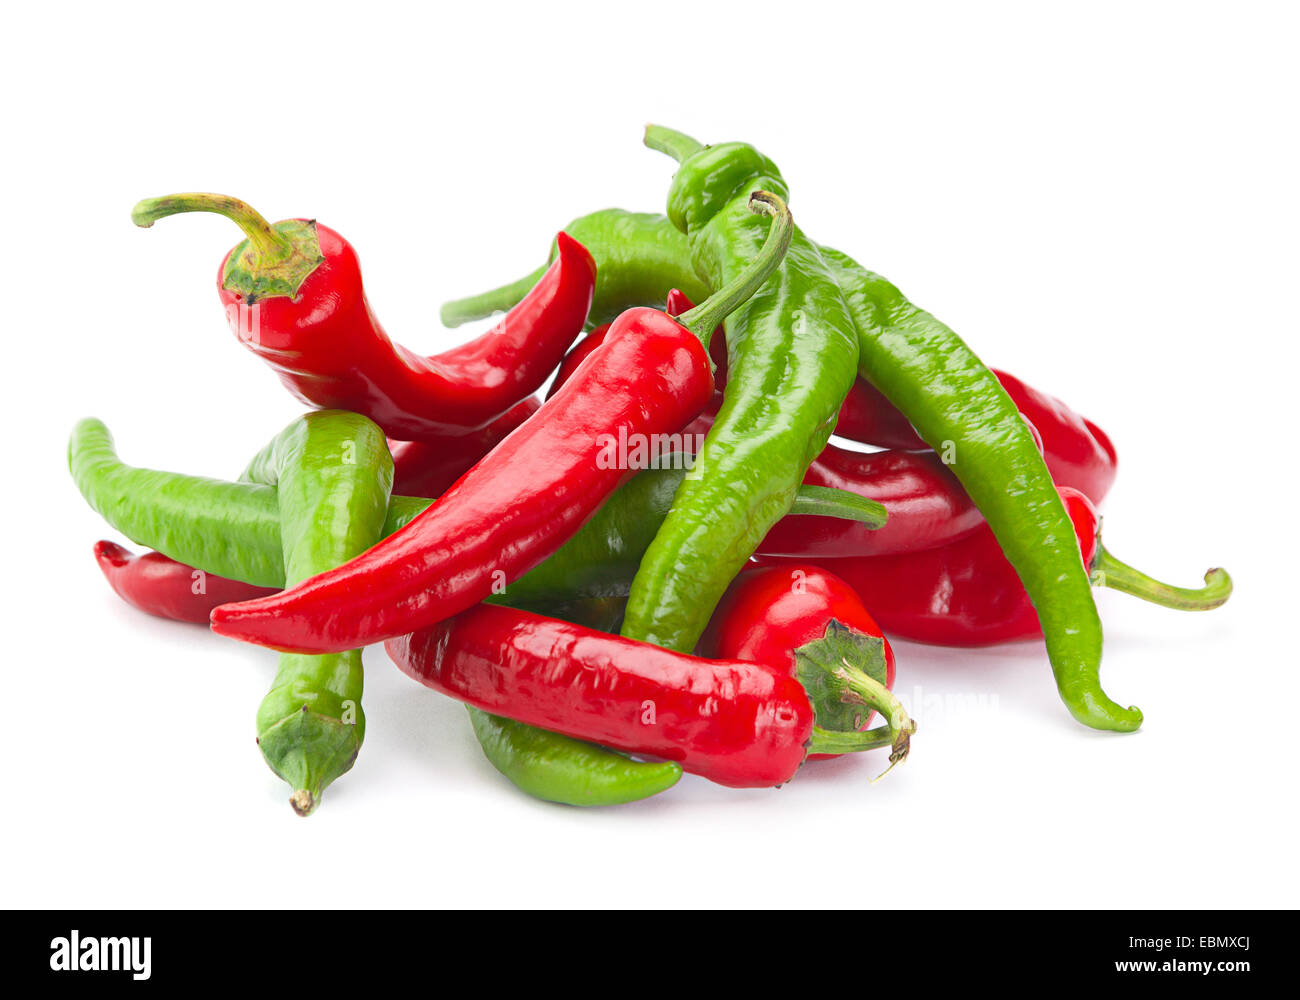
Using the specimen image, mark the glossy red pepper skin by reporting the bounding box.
[211,308,715,654]
[699,563,898,760]
[94,541,275,624]
[389,396,539,498]
[767,441,981,557]
[991,372,1118,504]
[701,564,897,689]
[385,604,814,788]
[222,227,595,440]
[546,323,611,399]
[761,487,1102,647]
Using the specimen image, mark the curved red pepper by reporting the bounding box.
[762,487,1231,646]
[94,541,275,624]
[386,602,910,788]
[134,194,594,440]
[699,564,904,763]
[390,396,539,498]
[212,307,716,654]
[221,228,593,440]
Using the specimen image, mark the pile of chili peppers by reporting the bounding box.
[71,128,1232,815]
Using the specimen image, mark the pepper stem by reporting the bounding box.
[131,192,293,267]
[677,191,792,345]
[644,124,706,163]
[793,621,915,780]
[790,485,888,530]
[439,264,548,328]
[806,662,916,778]
[1090,540,1232,611]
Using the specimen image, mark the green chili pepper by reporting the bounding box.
[816,246,1140,730]
[439,209,708,330]
[617,127,861,656]
[241,411,393,815]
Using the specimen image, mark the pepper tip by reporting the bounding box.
[289,789,316,816]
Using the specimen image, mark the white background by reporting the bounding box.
[5,1,1296,908]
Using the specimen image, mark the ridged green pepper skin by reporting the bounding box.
[819,248,1138,731]
[621,135,860,654]
[239,411,394,815]
[439,210,709,330]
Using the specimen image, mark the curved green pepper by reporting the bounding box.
[619,127,861,656]
[817,246,1138,730]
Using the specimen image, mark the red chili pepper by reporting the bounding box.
[760,487,1232,646]
[385,603,911,788]
[211,192,796,655]
[132,194,595,440]
[389,396,539,498]
[698,563,906,766]
[94,541,275,624]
